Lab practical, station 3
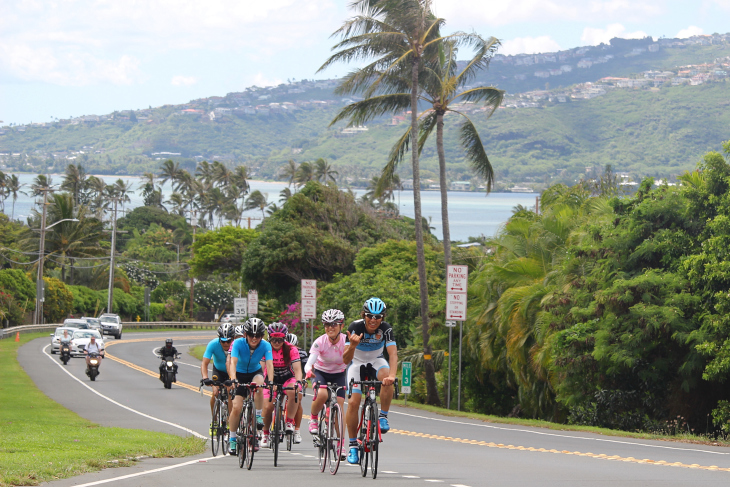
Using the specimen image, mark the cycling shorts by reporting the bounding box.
[313,369,347,399]
[211,367,230,383]
[347,357,389,394]
[262,377,298,400]
[236,369,264,397]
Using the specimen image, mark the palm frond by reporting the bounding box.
[330,93,411,127]
[456,113,494,191]
[454,87,504,116]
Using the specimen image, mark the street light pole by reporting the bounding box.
[189,210,197,319]
[107,198,119,314]
[35,189,49,325]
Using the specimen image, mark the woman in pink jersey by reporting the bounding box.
[304,308,348,446]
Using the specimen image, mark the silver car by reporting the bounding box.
[99,313,123,339]
[220,313,241,324]
[50,326,79,354]
[82,317,102,331]
[71,329,105,356]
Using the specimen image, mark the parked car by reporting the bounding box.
[50,326,79,354]
[82,317,102,331]
[220,313,241,324]
[63,319,90,329]
[99,313,123,339]
[71,329,105,356]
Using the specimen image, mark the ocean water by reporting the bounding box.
[6,174,537,241]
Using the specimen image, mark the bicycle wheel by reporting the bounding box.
[221,400,230,455]
[328,402,343,475]
[273,397,282,466]
[369,403,379,479]
[318,407,328,472]
[237,405,247,468]
[211,400,220,456]
[246,402,256,470]
[360,404,369,477]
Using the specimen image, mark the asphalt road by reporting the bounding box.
[20,331,730,486]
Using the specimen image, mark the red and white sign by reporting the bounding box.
[446,265,468,321]
[247,290,258,316]
[301,279,317,319]
[447,265,469,294]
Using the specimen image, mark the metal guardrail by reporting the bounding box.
[0,322,219,340]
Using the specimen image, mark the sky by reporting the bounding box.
[1,0,729,126]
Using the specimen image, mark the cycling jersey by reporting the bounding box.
[203,338,228,372]
[269,344,301,384]
[306,333,347,374]
[231,338,273,373]
[346,319,396,363]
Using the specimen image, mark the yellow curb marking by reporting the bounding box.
[390,429,730,472]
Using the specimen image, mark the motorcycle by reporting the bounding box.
[86,352,101,381]
[59,341,72,365]
[160,353,180,389]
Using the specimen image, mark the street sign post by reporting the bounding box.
[402,361,412,405]
[446,265,468,410]
[301,279,317,349]
[234,297,247,320]
[247,290,258,316]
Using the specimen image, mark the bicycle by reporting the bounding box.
[267,381,304,467]
[313,380,346,475]
[348,376,399,479]
[236,382,263,470]
[200,378,232,456]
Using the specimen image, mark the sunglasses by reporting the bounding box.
[323,321,341,328]
[247,333,264,339]
[270,338,285,344]
[365,313,383,320]
[220,338,232,343]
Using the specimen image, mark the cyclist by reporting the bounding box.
[201,324,235,436]
[344,297,398,464]
[305,309,348,458]
[227,317,274,455]
[158,338,179,381]
[287,332,307,444]
[226,324,246,372]
[260,322,303,448]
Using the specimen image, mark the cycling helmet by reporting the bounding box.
[285,333,298,346]
[362,297,386,315]
[267,322,288,338]
[321,308,345,324]
[243,317,266,336]
[234,324,245,337]
[218,323,234,340]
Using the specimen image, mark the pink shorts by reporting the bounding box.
[263,377,298,399]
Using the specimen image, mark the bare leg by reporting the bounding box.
[345,392,362,440]
[377,367,394,412]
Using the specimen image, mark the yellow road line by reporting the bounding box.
[390,429,728,472]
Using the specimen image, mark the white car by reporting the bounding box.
[50,326,79,354]
[82,317,102,331]
[99,313,123,339]
[71,330,105,357]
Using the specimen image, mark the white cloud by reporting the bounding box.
[581,23,648,45]
[171,75,198,87]
[250,73,284,88]
[500,36,562,55]
[676,26,704,38]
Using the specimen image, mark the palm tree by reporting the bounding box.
[231,165,250,195]
[61,163,88,207]
[212,161,233,188]
[86,176,109,218]
[204,187,231,228]
[245,190,269,219]
[6,174,23,220]
[314,158,339,183]
[379,37,504,266]
[158,159,182,191]
[279,187,292,204]
[0,172,6,213]
[279,159,299,187]
[31,174,54,197]
[320,0,448,405]
[166,192,186,216]
[196,161,214,185]
[113,179,134,214]
[295,161,315,187]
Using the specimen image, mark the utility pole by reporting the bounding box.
[107,198,119,314]
[189,210,197,319]
[35,188,49,325]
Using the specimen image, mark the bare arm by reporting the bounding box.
[292,360,303,381]
[228,356,238,381]
[265,359,275,383]
[342,331,361,364]
[383,344,398,385]
[201,357,211,379]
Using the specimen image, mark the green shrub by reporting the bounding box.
[0,269,35,305]
[43,277,73,324]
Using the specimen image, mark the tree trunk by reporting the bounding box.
[436,112,451,266]
[411,59,440,406]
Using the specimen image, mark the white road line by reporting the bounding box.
[42,344,206,439]
[390,410,729,456]
[382,470,399,473]
[451,484,471,487]
[424,480,443,483]
[71,455,227,487]
[403,475,421,478]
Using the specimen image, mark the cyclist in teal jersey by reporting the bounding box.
[227,318,274,454]
[201,324,235,431]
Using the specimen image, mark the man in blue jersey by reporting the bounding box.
[227,317,274,454]
[201,323,235,434]
[344,297,398,464]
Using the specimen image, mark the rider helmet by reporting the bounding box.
[234,324,245,337]
[285,333,298,346]
[165,338,173,346]
[362,297,386,315]
[243,317,266,337]
[321,308,345,325]
[267,322,288,338]
[217,323,234,341]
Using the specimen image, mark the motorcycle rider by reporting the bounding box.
[158,338,179,381]
[84,335,103,370]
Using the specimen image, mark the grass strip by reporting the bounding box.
[390,397,730,447]
[187,345,206,361]
[0,333,205,487]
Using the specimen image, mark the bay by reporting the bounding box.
[6,174,537,241]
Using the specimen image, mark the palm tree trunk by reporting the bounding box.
[411,59,440,406]
[436,113,451,266]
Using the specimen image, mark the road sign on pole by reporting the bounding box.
[446,265,468,321]
[247,290,258,316]
[234,297,247,320]
[401,362,412,394]
[301,279,317,320]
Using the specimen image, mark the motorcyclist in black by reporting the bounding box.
[158,338,179,380]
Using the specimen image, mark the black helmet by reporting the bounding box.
[243,317,266,337]
[218,323,234,340]
[165,338,173,346]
